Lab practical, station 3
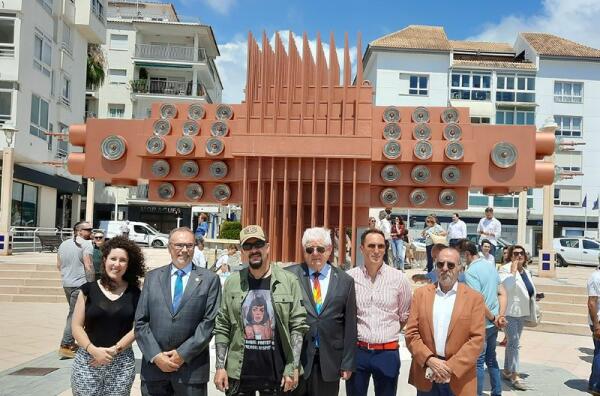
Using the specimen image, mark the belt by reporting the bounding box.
[357,340,399,350]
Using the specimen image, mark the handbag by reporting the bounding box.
[525,297,541,327]
[430,232,448,246]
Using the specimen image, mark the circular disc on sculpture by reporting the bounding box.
[383,141,401,159]
[180,161,199,178]
[441,165,461,184]
[380,188,399,206]
[210,121,229,137]
[187,104,206,120]
[152,119,171,136]
[158,183,175,199]
[146,136,165,155]
[491,142,518,168]
[185,183,203,201]
[383,106,400,123]
[209,161,228,179]
[101,135,126,161]
[159,103,177,119]
[213,184,231,202]
[215,104,234,120]
[414,140,433,160]
[443,123,462,141]
[206,138,224,156]
[412,107,430,123]
[383,122,401,140]
[442,107,459,123]
[445,142,464,160]
[411,165,431,183]
[439,189,457,206]
[182,120,200,136]
[410,189,428,206]
[176,136,195,155]
[413,123,431,140]
[151,159,170,178]
[381,164,401,183]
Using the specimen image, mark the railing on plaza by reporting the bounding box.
[9,227,73,253]
[134,44,207,63]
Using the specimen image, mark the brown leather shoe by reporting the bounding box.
[58,344,75,359]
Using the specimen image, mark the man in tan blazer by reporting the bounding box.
[405,247,485,396]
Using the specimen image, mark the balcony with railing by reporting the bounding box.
[134,44,207,63]
[130,79,210,101]
[56,140,69,159]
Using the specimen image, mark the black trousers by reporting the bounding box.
[294,353,340,396]
[227,379,287,396]
[141,379,207,396]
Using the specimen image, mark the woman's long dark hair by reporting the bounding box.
[100,236,146,291]
[246,295,270,325]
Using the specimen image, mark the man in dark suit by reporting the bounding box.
[286,227,357,396]
[135,227,221,396]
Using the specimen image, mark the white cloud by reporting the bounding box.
[201,0,236,15]
[468,0,600,48]
[216,31,358,104]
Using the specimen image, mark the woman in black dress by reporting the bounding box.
[71,236,146,395]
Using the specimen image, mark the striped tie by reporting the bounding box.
[172,269,185,312]
[312,272,322,314]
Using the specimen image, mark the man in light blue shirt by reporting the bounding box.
[463,240,507,396]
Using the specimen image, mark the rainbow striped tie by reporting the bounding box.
[312,272,322,314]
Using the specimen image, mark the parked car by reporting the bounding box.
[553,237,600,267]
[98,220,169,248]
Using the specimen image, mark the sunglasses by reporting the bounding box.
[94,236,104,240]
[82,228,93,231]
[305,246,326,254]
[366,243,386,250]
[242,240,266,251]
[512,251,525,257]
[436,261,457,270]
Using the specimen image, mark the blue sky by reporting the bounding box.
[171,0,600,103]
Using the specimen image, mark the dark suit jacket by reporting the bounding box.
[405,283,485,396]
[286,262,357,382]
[135,263,221,384]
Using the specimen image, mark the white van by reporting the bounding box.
[98,221,169,248]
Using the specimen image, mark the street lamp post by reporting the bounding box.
[0,124,18,256]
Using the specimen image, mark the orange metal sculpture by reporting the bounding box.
[67,32,556,264]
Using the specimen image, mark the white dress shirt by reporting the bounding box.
[447,219,467,240]
[432,281,458,357]
[378,218,392,240]
[477,217,502,246]
[170,262,193,301]
[307,262,331,302]
[192,247,207,268]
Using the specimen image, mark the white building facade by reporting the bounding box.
[87,0,223,232]
[365,26,600,254]
[0,0,105,230]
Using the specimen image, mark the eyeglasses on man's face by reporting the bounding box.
[171,243,195,251]
[305,246,326,254]
[436,261,457,270]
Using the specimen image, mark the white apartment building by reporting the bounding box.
[364,25,600,254]
[0,0,105,229]
[87,0,223,232]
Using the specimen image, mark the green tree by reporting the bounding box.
[86,44,105,88]
[219,221,242,240]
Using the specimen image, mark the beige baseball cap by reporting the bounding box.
[239,225,266,244]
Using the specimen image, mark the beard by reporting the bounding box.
[248,253,263,269]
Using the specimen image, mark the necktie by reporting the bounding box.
[312,272,323,314]
[172,269,185,312]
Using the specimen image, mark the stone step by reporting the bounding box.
[0,278,61,287]
[0,293,65,303]
[0,270,61,279]
[542,310,588,325]
[536,284,587,295]
[0,286,64,296]
[539,301,588,315]
[542,292,588,305]
[529,321,590,336]
[0,263,56,271]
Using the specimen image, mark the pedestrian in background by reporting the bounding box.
[499,245,535,391]
[192,236,207,269]
[422,215,446,273]
[91,230,105,280]
[477,208,502,256]
[120,221,130,238]
[480,239,496,264]
[447,213,467,248]
[71,237,145,396]
[391,216,407,271]
[587,265,600,396]
[195,213,209,238]
[376,210,392,266]
[57,221,95,359]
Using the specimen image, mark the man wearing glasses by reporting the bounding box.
[346,229,412,396]
[286,227,357,396]
[57,221,94,358]
[135,227,221,396]
[214,225,308,395]
[405,247,485,396]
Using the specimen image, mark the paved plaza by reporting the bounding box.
[0,249,596,395]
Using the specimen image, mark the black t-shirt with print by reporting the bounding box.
[239,275,285,391]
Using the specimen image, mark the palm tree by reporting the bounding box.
[86,44,105,89]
